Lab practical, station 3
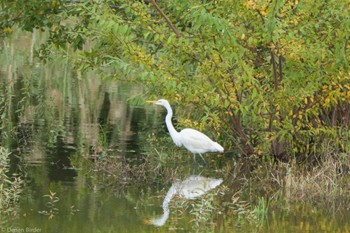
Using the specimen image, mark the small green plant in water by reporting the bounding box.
[38,190,60,219]
[253,196,269,223]
[189,193,215,230]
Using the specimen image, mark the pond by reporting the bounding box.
[1,31,350,233]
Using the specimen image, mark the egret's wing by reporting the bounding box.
[179,128,215,152]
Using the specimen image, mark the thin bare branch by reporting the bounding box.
[148,0,181,37]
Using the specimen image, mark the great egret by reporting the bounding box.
[145,175,223,227]
[147,99,224,165]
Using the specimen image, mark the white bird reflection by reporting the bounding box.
[146,175,223,227]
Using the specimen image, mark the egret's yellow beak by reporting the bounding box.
[146,100,157,104]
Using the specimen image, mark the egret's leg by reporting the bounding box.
[193,154,197,165]
[199,154,206,166]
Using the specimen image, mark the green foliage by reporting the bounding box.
[0,147,23,216]
[253,196,269,223]
[2,0,350,159]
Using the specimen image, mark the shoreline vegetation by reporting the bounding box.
[83,138,350,231]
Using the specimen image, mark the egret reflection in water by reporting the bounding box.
[146,175,223,227]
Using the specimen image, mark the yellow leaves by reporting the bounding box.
[221,92,239,110]
[324,97,331,107]
[260,10,267,16]
[131,46,155,66]
[51,25,60,33]
[320,73,350,108]
[51,0,58,8]
[48,189,56,199]
[247,1,256,8]
[246,1,267,15]
[3,27,12,33]
[174,93,183,102]
[310,95,315,103]
[225,111,234,117]
[292,18,299,26]
[180,119,205,131]
[212,53,221,64]
[303,96,315,106]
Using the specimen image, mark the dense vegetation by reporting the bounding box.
[1,0,349,160]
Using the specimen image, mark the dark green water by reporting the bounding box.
[1,30,350,233]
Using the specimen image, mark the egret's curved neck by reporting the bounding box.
[163,103,181,145]
[150,184,176,226]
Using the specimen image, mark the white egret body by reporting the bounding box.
[147,99,224,165]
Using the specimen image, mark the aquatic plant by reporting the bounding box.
[253,196,269,223]
[0,146,23,216]
[38,189,60,219]
[189,190,217,230]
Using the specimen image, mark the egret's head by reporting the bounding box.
[146,99,169,106]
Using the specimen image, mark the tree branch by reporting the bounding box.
[148,0,181,37]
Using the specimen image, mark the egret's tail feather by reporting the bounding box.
[213,142,224,152]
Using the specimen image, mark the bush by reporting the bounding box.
[1,0,349,159]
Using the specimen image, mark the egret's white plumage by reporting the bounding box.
[147,99,224,165]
